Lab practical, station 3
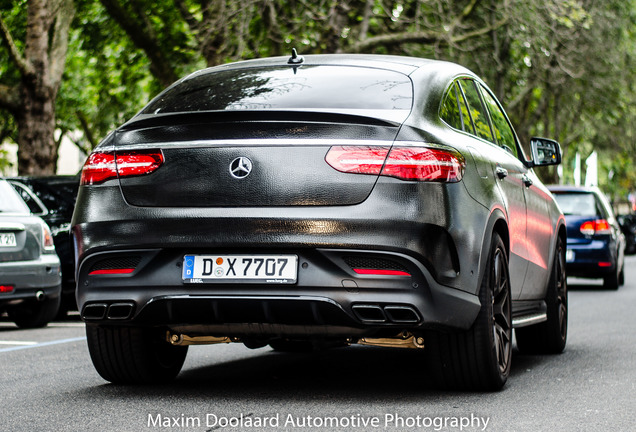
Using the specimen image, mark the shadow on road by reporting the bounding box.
[73,343,563,402]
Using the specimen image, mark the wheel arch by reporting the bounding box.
[474,207,509,295]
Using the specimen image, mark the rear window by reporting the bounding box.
[553,192,598,216]
[142,66,413,114]
[0,181,29,214]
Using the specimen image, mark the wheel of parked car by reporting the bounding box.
[425,232,512,391]
[603,268,621,290]
[8,295,61,329]
[516,236,568,354]
[86,325,188,384]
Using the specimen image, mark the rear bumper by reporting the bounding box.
[565,240,616,278]
[76,247,481,335]
[0,254,62,305]
[72,179,490,335]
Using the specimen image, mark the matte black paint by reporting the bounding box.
[72,54,565,338]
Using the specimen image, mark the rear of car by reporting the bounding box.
[73,61,474,332]
[549,186,625,289]
[0,180,62,327]
[72,54,566,390]
[8,175,80,314]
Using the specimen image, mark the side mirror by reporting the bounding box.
[529,137,561,167]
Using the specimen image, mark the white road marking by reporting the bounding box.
[48,322,85,328]
[0,337,86,353]
[0,341,37,346]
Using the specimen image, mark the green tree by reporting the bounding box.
[0,0,75,175]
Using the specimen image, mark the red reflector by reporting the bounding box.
[80,150,164,185]
[598,262,612,268]
[353,268,411,276]
[88,268,135,276]
[0,285,15,293]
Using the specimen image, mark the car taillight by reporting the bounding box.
[381,147,465,182]
[80,150,164,185]
[325,146,390,175]
[580,219,611,236]
[325,146,465,182]
[42,222,55,251]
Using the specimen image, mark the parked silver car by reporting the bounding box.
[0,179,61,328]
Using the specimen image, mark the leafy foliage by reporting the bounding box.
[1,0,636,203]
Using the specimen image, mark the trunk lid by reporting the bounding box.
[115,112,401,207]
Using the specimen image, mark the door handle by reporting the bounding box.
[496,166,508,179]
[523,174,533,187]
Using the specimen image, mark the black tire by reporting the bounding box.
[86,324,188,384]
[8,295,61,329]
[425,233,512,391]
[603,267,620,290]
[516,236,568,354]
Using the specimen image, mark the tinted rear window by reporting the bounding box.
[553,192,598,216]
[142,66,413,114]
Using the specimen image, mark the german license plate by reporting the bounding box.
[0,233,17,247]
[566,249,575,263]
[182,254,298,284]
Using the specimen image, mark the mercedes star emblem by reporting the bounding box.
[230,157,253,179]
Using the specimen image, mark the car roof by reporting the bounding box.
[182,54,472,82]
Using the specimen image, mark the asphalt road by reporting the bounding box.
[1,258,635,432]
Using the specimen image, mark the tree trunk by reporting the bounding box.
[0,0,75,175]
[16,80,57,175]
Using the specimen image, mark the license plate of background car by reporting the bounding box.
[182,254,298,284]
[0,233,17,247]
[566,249,575,263]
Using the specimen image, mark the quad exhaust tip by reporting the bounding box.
[82,302,135,321]
[351,304,420,324]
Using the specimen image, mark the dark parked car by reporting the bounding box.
[9,175,80,315]
[0,179,62,328]
[549,185,625,289]
[617,214,636,255]
[72,54,567,390]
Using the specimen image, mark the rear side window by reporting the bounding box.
[458,79,494,142]
[478,85,517,157]
[0,181,29,214]
[142,66,413,114]
[440,82,463,130]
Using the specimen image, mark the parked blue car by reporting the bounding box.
[548,185,625,289]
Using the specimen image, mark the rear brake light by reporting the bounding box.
[325,146,390,175]
[580,219,611,236]
[326,146,465,182]
[382,147,465,182]
[80,150,164,185]
[41,222,55,250]
[80,152,116,185]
